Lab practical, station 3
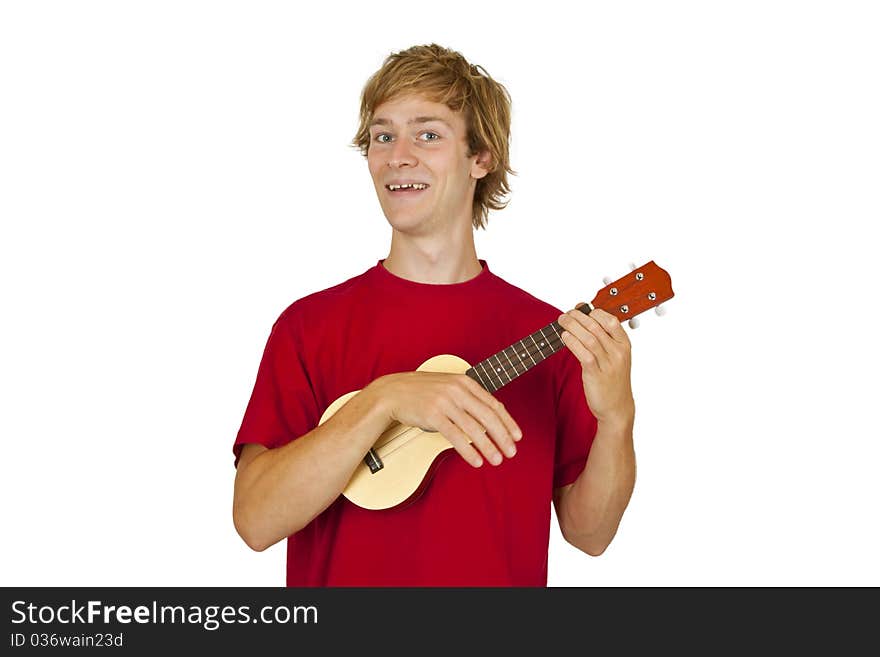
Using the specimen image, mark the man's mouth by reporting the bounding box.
[386,183,430,195]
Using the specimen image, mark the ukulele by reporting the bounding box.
[319,260,674,510]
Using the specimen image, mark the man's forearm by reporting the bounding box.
[233,380,393,551]
[560,418,636,556]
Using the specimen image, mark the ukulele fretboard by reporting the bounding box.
[465,319,567,393]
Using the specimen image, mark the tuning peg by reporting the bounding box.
[655,304,666,316]
[628,317,640,329]
[602,276,612,285]
[629,262,637,271]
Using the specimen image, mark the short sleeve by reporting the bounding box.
[232,306,320,467]
[553,346,598,489]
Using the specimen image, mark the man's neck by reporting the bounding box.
[382,233,482,285]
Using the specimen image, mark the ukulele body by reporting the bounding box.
[319,354,471,511]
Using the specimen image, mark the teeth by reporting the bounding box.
[388,183,428,191]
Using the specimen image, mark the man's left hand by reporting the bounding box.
[558,307,635,429]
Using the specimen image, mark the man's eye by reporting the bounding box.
[421,132,439,141]
[374,134,392,144]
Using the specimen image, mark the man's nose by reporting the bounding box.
[388,138,417,167]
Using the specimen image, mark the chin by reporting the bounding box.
[383,209,431,232]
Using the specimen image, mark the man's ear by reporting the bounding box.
[470,149,493,180]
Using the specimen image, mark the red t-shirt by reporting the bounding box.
[233,259,597,586]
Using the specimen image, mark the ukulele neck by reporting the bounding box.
[464,310,586,393]
[463,260,674,394]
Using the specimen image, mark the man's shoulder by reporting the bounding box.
[279,262,371,320]
[488,270,564,320]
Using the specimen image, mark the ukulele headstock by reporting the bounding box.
[581,261,674,328]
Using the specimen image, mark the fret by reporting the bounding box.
[470,365,490,391]
[502,347,520,377]
[487,361,502,391]
[519,338,538,369]
[529,334,545,362]
[511,344,526,374]
[540,331,552,356]
[478,361,498,392]
[538,327,551,356]
[493,354,512,383]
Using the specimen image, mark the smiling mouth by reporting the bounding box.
[386,183,430,194]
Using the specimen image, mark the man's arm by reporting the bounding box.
[233,371,522,552]
[233,382,393,551]
[553,416,636,556]
[554,306,637,556]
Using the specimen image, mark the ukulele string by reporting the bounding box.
[471,330,566,391]
[371,332,565,461]
[375,424,422,453]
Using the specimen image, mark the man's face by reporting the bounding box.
[367,94,489,235]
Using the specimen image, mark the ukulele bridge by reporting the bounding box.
[364,448,384,474]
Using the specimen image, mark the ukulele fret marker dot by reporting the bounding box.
[610,287,618,296]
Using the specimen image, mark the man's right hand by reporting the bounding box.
[366,371,522,468]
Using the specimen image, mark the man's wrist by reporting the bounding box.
[595,407,635,438]
[362,374,396,425]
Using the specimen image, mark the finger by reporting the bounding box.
[566,310,616,355]
[577,309,632,368]
[435,417,485,468]
[458,395,517,461]
[559,313,609,369]
[460,375,523,441]
[560,329,601,372]
[584,308,629,345]
[447,405,507,466]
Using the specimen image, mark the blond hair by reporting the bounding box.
[352,44,516,230]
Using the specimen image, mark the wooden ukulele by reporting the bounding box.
[319,260,674,510]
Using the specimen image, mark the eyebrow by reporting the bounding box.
[370,116,453,129]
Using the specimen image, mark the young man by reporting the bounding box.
[232,44,637,586]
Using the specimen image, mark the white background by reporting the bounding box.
[2,1,878,587]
